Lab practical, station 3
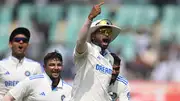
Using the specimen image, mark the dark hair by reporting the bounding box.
[9,27,31,42]
[44,51,63,66]
[110,53,121,65]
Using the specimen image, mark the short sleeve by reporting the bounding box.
[8,78,30,100]
[119,83,131,101]
[73,42,91,59]
[33,63,43,75]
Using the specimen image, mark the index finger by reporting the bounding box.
[97,2,104,6]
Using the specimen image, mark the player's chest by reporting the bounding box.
[0,64,34,86]
[108,84,119,101]
[29,86,68,101]
[89,52,112,76]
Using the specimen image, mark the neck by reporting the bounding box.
[51,77,60,88]
[92,42,106,55]
[12,53,24,61]
[100,49,106,55]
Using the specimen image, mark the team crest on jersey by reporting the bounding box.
[109,92,117,100]
[25,71,31,76]
[61,95,65,101]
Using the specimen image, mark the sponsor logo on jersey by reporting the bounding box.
[25,71,31,76]
[97,56,101,60]
[4,81,19,87]
[4,71,10,75]
[40,92,46,96]
[95,64,112,74]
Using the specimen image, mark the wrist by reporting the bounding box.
[88,14,94,21]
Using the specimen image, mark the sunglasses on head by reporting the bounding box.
[13,37,29,43]
[96,19,113,26]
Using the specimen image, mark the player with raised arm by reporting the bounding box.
[108,53,130,101]
[3,51,72,101]
[71,2,121,101]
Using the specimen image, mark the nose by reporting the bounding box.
[112,70,116,74]
[19,40,23,44]
[54,65,59,69]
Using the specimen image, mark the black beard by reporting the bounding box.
[110,79,116,85]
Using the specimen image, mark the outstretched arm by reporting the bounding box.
[76,2,104,54]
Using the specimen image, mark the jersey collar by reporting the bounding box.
[9,55,25,64]
[91,43,109,56]
[91,43,114,65]
[44,73,63,89]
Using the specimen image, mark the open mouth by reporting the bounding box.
[52,72,60,77]
[103,38,109,43]
[19,46,23,49]
[18,45,23,50]
[17,45,24,53]
[102,38,110,46]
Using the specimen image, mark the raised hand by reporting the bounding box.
[88,2,104,21]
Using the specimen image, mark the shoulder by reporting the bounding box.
[0,57,9,64]
[62,80,72,90]
[87,42,91,47]
[107,52,114,66]
[29,74,45,80]
[0,57,10,69]
[24,58,41,66]
[116,75,129,86]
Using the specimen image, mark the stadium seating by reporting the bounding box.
[0,5,13,52]
[0,4,180,52]
[114,5,158,28]
[36,4,63,24]
[18,4,34,28]
[65,4,91,47]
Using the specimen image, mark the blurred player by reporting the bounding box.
[0,27,42,100]
[3,51,72,101]
[71,2,121,101]
[108,53,130,101]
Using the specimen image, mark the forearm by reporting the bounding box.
[76,19,92,53]
[76,2,103,53]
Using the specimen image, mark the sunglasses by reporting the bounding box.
[96,19,113,26]
[13,37,29,43]
[98,28,113,36]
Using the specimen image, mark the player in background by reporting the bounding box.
[0,27,42,100]
[3,51,72,101]
[108,53,130,101]
[71,2,121,101]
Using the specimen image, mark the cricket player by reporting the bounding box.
[108,53,130,101]
[0,27,42,100]
[3,51,72,101]
[71,2,121,101]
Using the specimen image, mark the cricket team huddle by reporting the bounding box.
[0,2,130,101]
